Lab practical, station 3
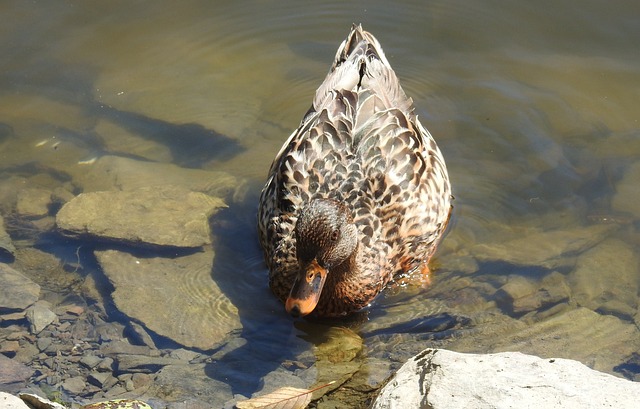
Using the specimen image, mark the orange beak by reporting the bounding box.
[285,259,328,317]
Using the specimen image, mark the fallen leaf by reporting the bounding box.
[236,382,335,409]
[82,399,153,409]
[19,393,66,409]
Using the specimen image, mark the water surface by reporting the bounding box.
[1,0,639,407]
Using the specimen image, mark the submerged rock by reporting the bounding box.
[95,249,240,350]
[71,155,238,199]
[470,223,615,268]
[0,215,16,259]
[569,238,639,318]
[496,271,570,316]
[56,185,226,248]
[26,301,57,334]
[612,161,640,218]
[0,263,40,312]
[373,349,640,409]
[16,188,52,219]
[0,355,34,387]
[483,307,640,375]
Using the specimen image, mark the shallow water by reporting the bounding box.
[1,0,639,407]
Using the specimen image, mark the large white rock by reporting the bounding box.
[373,349,640,409]
[0,392,29,409]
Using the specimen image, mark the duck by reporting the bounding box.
[258,24,452,318]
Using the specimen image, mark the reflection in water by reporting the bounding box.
[0,0,639,407]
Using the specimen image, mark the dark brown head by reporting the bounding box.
[286,198,358,317]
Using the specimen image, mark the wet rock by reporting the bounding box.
[12,248,81,293]
[16,188,52,219]
[61,376,86,395]
[56,185,226,248]
[150,363,233,405]
[612,161,640,218]
[26,301,57,334]
[168,348,199,362]
[97,357,115,372]
[95,249,240,350]
[496,271,570,315]
[72,155,238,199]
[0,355,34,385]
[373,349,640,409]
[131,373,152,390]
[88,371,117,389]
[0,340,20,355]
[115,354,183,373]
[0,215,16,259]
[126,321,157,350]
[569,238,639,318]
[100,340,152,356]
[80,355,103,369]
[488,307,640,374]
[13,341,38,365]
[470,224,615,268]
[36,337,53,352]
[0,263,40,311]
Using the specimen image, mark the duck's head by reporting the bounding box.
[286,198,358,317]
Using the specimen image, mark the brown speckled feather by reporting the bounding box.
[258,25,451,317]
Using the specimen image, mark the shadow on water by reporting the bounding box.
[205,185,306,396]
[1,59,244,168]
[92,104,245,168]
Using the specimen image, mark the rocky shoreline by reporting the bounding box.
[0,125,639,409]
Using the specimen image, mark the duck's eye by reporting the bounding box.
[330,229,340,242]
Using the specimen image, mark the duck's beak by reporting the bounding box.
[286,259,327,317]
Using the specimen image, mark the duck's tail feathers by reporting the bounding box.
[331,24,391,71]
[310,24,414,122]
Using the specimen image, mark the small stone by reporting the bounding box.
[61,376,86,394]
[80,355,102,369]
[6,331,28,341]
[496,275,537,313]
[97,357,114,371]
[102,385,128,398]
[169,348,200,362]
[0,354,34,384]
[13,342,38,364]
[26,301,57,334]
[0,311,27,321]
[127,321,157,349]
[16,188,52,219]
[65,305,85,316]
[100,340,150,356]
[116,354,183,373]
[88,371,117,389]
[36,337,53,352]
[0,340,20,354]
[0,263,40,311]
[131,373,152,389]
